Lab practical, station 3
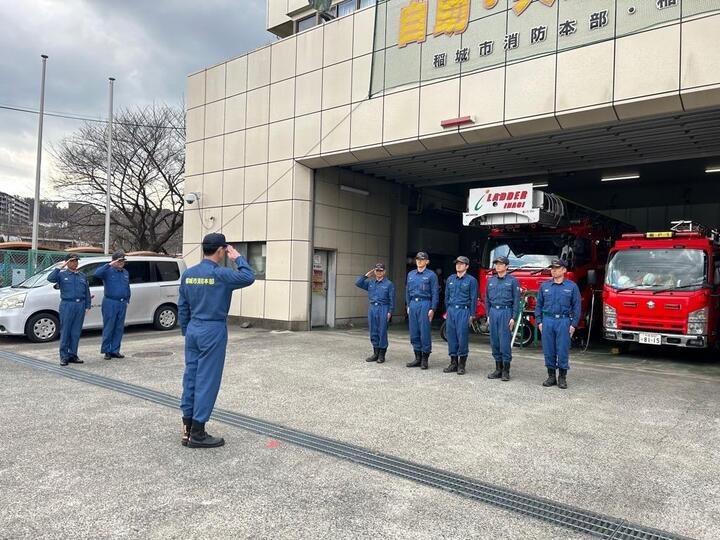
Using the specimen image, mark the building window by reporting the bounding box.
[228,242,266,280]
[296,14,317,32]
[338,0,356,17]
[359,0,374,8]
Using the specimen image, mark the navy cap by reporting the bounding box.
[374,263,386,271]
[202,232,228,250]
[550,258,568,268]
[493,256,510,265]
[454,256,470,265]
[415,251,429,260]
[65,253,79,262]
[111,250,126,261]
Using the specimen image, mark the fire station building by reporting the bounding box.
[183,0,720,330]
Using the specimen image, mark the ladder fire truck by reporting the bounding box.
[457,183,632,345]
[602,221,720,349]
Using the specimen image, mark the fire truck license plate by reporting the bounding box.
[639,333,662,345]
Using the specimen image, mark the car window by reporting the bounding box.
[125,261,152,284]
[79,263,104,287]
[154,261,180,282]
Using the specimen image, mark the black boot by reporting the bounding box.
[457,356,467,375]
[558,369,568,389]
[104,353,112,360]
[420,352,430,370]
[67,355,84,364]
[542,368,557,387]
[487,362,502,379]
[501,363,510,381]
[377,349,386,364]
[366,347,379,362]
[406,351,422,368]
[443,356,458,373]
[187,421,225,448]
[181,417,192,447]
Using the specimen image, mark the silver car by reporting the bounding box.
[0,255,187,342]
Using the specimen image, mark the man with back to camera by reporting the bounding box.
[485,255,521,382]
[47,254,91,366]
[94,250,131,360]
[442,256,478,376]
[179,233,255,448]
[534,258,581,390]
[405,252,439,370]
[355,262,395,364]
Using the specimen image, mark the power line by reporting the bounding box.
[0,103,183,130]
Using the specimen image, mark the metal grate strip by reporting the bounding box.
[0,350,692,540]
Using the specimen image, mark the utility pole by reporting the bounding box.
[104,77,115,254]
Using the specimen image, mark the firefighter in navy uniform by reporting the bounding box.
[442,256,478,375]
[486,256,521,381]
[405,252,439,370]
[179,233,255,448]
[355,263,395,364]
[94,250,131,360]
[47,254,91,366]
[534,258,581,389]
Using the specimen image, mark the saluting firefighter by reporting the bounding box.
[94,250,131,360]
[405,252,440,370]
[486,255,521,382]
[355,263,395,364]
[47,254,91,366]
[534,258,581,389]
[442,256,478,375]
[179,233,255,448]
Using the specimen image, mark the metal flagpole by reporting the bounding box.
[104,77,115,255]
[31,54,48,260]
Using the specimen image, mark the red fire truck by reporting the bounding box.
[602,221,720,349]
[450,183,632,346]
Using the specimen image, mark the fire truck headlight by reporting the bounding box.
[687,307,708,335]
[603,304,617,329]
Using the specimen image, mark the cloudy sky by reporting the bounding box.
[0,0,272,198]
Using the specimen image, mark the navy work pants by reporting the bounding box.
[408,299,432,353]
[100,298,127,354]
[368,304,390,349]
[181,319,229,423]
[446,306,471,357]
[541,317,571,370]
[59,300,86,360]
[489,307,513,364]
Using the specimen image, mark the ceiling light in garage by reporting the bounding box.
[601,173,640,182]
[533,183,548,188]
[705,166,720,174]
[340,185,370,196]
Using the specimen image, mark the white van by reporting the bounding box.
[0,255,187,342]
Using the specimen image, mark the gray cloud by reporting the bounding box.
[0,0,272,198]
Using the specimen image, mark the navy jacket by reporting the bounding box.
[406,269,440,310]
[486,274,521,315]
[445,273,479,310]
[178,257,255,335]
[355,276,395,311]
[94,264,131,301]
[534,279,582,327]
[48,268,91,309]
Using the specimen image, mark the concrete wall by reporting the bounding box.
[314,167,406,325]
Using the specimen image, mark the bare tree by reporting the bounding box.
[52,104,185,252]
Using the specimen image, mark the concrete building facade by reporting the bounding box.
[184,0,720,330]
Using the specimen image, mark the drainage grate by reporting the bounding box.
[0,350,692,540]
[131,351,175,359]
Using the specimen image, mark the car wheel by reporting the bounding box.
[26,312,60,342]
[153,305,178,330]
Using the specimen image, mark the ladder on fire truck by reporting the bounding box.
[670,220,720,243]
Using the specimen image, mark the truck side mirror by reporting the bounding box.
[587,269,597,286]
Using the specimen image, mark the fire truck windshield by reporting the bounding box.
[606,249,707,291]
[485,237,589,270]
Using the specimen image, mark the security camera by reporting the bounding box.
[185,192,201,205]
[627,6,636,14]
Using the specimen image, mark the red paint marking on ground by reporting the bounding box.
[265,439,280,449]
